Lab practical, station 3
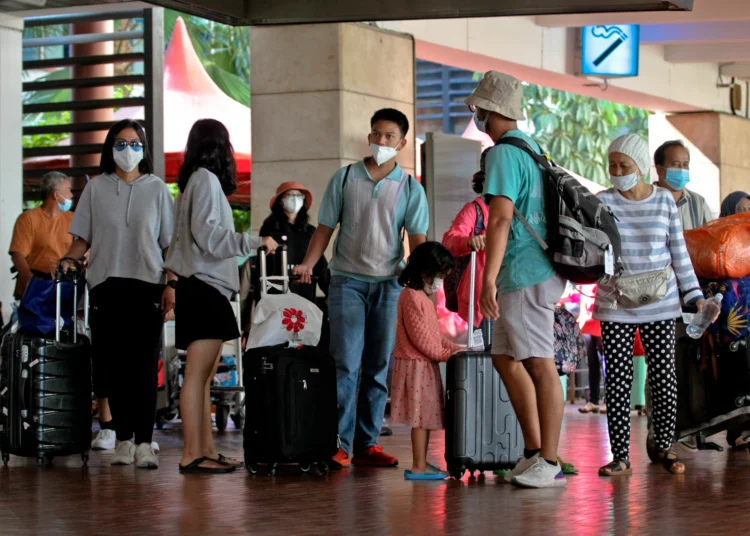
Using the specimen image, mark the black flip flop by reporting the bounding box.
[179,456,236,474]
[216,454,245,468]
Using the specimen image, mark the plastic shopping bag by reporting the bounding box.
[246,293,324,349]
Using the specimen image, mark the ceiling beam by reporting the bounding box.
[537,0,747,27]
[641,22,750,45]
[665,43,750,63]
[1,0,693,26]
[720,62,750,79]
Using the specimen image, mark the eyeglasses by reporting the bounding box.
[114,140,144,152]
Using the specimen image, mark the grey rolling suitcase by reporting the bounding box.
[444,251,524,479]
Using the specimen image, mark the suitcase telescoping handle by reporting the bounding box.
[258,245,289,297]
[465,250,491,348]
[55,260,83,344]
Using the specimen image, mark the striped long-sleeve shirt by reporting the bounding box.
[593,186,703,324]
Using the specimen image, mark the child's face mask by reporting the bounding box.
[426,277,443,295]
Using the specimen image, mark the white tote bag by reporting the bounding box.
[246,293,324,349]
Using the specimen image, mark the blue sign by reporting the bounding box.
[581,25,639,77]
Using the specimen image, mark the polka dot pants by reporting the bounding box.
[601,320,677,460]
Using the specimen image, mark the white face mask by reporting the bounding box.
[610,172,640,192]
[426,277,443,295]
[370,143,399,166]
[113,147,144,173]
[282,196,304,215]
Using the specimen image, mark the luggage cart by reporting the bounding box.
[211,295,245,432]
[155,320,180,429]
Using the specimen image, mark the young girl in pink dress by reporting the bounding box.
[392,242,462,480]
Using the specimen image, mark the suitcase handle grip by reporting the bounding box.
[465,250,492,349]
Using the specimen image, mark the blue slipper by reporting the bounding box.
[404,465,449,480]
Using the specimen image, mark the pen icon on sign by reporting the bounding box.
[591,25,628,67]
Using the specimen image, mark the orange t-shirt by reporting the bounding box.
[9,207,74,283]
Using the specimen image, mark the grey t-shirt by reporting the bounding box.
[165,167,261,299]
[69,173,174,290]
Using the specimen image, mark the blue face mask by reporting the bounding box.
[664,167,690,190]
[473,111,488,133]
[58,197,73,212]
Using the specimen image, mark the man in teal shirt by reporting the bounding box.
[295,108,428,469]
[468,71,567,489]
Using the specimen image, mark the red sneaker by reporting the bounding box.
[331,448,351,469]
[352,445,399,467]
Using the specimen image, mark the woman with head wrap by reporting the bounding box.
[720,191,750,218]
[593,134,707,477]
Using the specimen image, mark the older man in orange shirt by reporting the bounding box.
[8,171,74,299]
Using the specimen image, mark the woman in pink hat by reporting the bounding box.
[253,182,330,302]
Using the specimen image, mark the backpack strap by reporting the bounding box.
[402,174,414,242]
[496,136,552,169]
[337,164,353,225]
[494,137,551,251]
[512,207,549,251]
[473,201,484,235]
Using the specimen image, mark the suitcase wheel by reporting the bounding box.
[1,452,8,466]
[246,463,258,475]
[230,411,245,431]
[269,463,278,476]
[215,405,229,432]
[300,463,311,473]
[82,452,89,467]
[450,468,466,480]
[313,461,329,476]
[38,456,53,468]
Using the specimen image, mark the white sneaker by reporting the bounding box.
[151,441,160,453]
[91,429,116,451]
[135,443,159,469]
[505,454,539,482]
[111,440,136,466]
[511,459,567,489]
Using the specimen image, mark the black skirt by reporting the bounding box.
[175,276,240,350]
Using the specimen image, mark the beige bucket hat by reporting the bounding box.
[465,71,525,122]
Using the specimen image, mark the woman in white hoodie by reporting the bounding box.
[62,119,175,469]
[166,119,277,474]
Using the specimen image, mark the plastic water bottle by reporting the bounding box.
[687,294,723,339]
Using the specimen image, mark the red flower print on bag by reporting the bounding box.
[281,308,307,333]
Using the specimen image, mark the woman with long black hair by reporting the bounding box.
[166,119,277,473]
[62,119,175,469]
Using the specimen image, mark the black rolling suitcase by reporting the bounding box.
[444,252,524,479]
[0,270,92,467]
[243,247,337,475]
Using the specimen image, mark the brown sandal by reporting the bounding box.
[598,458,632,476]
[658,449,685,475]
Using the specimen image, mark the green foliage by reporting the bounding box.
[521,84,650,185]
[232,209,251,234]
[164,10,250,107]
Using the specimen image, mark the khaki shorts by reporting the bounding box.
[491,274,566,361]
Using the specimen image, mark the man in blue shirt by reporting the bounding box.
[469,71,568,489]
[295,109,428,468]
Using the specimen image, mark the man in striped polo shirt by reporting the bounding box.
[295,109,428,469]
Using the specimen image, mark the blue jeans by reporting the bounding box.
[328,276,401,454]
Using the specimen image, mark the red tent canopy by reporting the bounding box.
[24,16,252,205]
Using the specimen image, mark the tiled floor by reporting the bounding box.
[1,406,749,535]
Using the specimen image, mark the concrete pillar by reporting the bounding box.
[250,23,416,236]
[71,20,114,169]
[0,13,23,324]
[649,112,750,218]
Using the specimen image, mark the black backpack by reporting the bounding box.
[495,137,622,285]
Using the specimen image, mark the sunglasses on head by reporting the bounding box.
[114,140,144,152]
